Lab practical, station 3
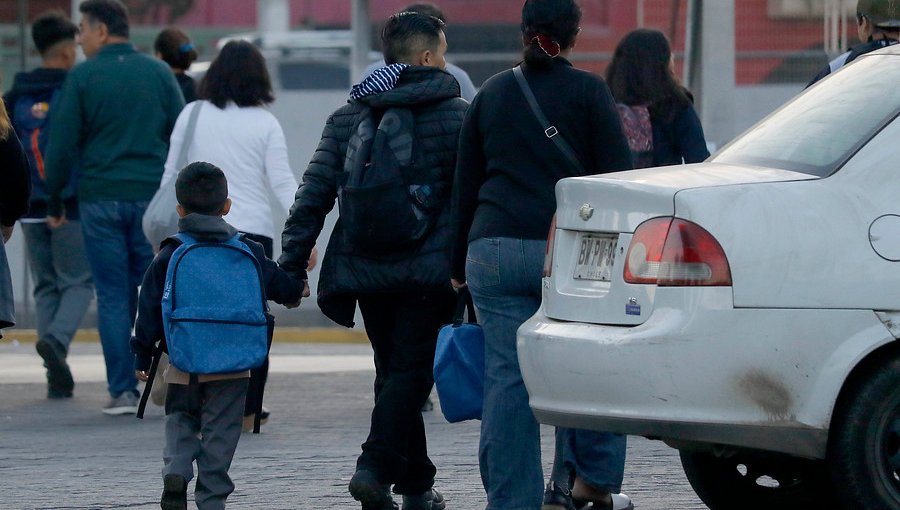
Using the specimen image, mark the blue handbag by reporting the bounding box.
[433,287,485,422]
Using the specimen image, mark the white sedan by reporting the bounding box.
[518,46,900,510]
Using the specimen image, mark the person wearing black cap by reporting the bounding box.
[808,0,900,86]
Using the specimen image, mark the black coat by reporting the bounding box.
[279,66,467,327]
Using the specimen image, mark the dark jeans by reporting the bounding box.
[80,201,154,398]
[240,233,273,417]
[357,291,455,495]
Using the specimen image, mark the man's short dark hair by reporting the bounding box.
[403,3,446,22]
[176,162,228,215]
[32,11,78,56]
[79,0,129,38]
[381,11,445,65]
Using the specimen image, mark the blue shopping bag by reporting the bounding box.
[434,287,485,423]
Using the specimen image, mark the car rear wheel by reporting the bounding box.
[679,450,840,510]
[828,356,900,510]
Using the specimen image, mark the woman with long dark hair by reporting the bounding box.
[606,28,709,166]
[451,1,633,509]
[158,40,298,430]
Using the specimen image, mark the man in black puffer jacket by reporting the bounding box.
[279,11,467,510]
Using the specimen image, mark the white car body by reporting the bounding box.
[517,46,900,466]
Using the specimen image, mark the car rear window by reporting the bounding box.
[712,54,900,177]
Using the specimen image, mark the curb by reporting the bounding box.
[1,328,369,344]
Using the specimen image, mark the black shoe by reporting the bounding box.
[160,473,187,510]
[349,469,397,510]
[401,488,445,510]
[36,339,74,397]
[542,481,582,510]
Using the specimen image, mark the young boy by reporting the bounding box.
[131,162,303,510]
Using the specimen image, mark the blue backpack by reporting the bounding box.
[161,233,269,374]
[11,88,62,198]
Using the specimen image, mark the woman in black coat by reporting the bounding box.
[0,98,32,331]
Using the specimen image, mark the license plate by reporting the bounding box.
[573,233,618,281]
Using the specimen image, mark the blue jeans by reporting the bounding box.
[80,201,155,398]
[466,237,626,510]
[21,221,94,351]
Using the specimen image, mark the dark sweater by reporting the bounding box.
[0,129,30,226]
[451,58,633,280]
[651,102,710,167]
[131,214,302,371]
[43,43,185,217]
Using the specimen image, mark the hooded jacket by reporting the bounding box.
[131,214,302,382]
[279,66,468,327]
[3,68,78,219]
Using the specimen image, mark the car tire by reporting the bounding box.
[828,356,900,510]
[679,450,840,510]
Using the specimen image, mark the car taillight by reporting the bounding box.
[543,215,557,277]
[623,217,732,286]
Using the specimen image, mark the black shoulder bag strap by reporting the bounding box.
[512,65,587,175]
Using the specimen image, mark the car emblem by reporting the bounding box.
[579,204,594,221]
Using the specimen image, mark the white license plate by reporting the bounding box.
[573,233,618,281]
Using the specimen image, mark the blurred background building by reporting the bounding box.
[1,0,857,328]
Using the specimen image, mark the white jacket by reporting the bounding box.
[162,100,298,239]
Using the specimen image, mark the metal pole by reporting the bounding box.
[351,0,372,83]
[683,0,696,86]
[637,0,645,28]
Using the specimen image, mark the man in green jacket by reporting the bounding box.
[43,0,184,415]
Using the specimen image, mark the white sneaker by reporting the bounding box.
[612,492,634,510]
[102,391,138,415]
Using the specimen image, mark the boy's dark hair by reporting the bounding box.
[176,162,228,215]
[381,11,445,65]
[154,27,198,71]
[79,0,129,38]
[403,2,446,22]
[520,0,582,69]
[199,40,274,109]
[32,11,79,56]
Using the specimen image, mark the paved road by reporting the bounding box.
[0,340,707,510]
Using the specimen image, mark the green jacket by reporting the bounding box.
[44,43,185,216]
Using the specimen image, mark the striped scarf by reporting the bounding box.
[350,63,409,100]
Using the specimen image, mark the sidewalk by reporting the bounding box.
[0,340,706,510]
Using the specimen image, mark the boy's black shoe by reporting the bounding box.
[160,473,187,510]
[349,469,397,510]
[36,339,74,398]
[401,488,446,510]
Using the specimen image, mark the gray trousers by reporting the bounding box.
[164,378,249,510]
[21,221,93,350]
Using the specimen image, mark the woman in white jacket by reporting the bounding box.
[160,40,299,430]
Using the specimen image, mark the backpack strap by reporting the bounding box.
[136,341,164,419]
[512,66,587,175]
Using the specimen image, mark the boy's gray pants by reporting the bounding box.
[163,378,249,510]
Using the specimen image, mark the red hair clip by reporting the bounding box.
[532,34,561,58]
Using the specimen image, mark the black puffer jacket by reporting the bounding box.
[279,66,467,327]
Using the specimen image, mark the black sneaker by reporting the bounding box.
[349,469,397,510]
[401,488,445,510]
[160,473,187,510]
[36,339,73,398]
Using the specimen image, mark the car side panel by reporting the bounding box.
[518,288,892,458]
